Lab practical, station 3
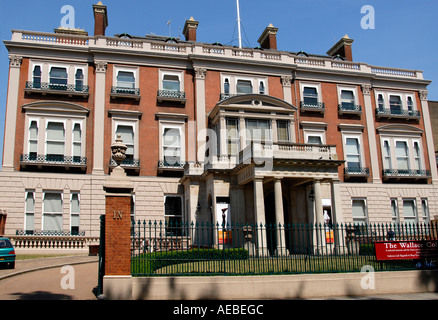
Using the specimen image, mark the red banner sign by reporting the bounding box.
[374,240,438,261]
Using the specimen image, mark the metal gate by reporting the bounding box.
[97,215,105,296]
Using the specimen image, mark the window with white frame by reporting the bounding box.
[395,141,409,171]
[70,192,80,235]
[375,91,417,114]
[300,83,322,107]
[220,74,268,96]
[117,71,135,89]
[421,198,429,223]
[28,60,88,90]
[389,95,402,114]
[277,120,290,143]
[163,127,182,166]
[302,124,326,145]
[352,198,367,225]
[344,137,362,170]
[383,140,392,170]
[160,70,183,93]
[43,192,63,232]
[226,118,240,155]
[402,199,417,224]
[340,89,355,109]
[75,69,84,89]
[72,123,82,161]
[236,80,253,94]
[33,65,42,87]
[390,198,399,223]
[380,137,424,173]
[46,121,65,158]
[25,190,35,234]
[28,120,39,159]
[245,118,271,144]
[337,86,358,110]
[49,67,68,86]
[303,87,319,106]
[164,195,183,235]
[115,124,135,161]
[162,74,180,92]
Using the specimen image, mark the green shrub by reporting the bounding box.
[132,248,249,275]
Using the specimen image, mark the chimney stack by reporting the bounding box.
[183,17,199,42]
[258,24,278,50]
[93,1,108,36]
[327,35,354,61]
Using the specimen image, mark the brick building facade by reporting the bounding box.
[1,2,437,242]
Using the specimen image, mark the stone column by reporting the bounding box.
[274,178,288,255]
[419,90,438,183]
[2,55,22,172]
[93,60,107,175]
[254,177,267,255]
[314,179,324,254]
[194,67,207,162]
[362,84,381,183]
[103,135,133,300]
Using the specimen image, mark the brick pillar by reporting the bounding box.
[104,194,131,275]
[102,135,134,299]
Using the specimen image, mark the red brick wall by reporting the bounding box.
[104,195,131,276]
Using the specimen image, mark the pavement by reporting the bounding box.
[1,254,438,300]
[0,254,99,300]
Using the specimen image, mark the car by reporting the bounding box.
[0,237,15,269]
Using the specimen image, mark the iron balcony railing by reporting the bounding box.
[158,160,186,169]
[344,167,370,177]
[20,154,87,166]
[25,81,89,94]
[111,86,140,96]
[131,221,438,277]
[300,101,325,112]
[157,90,186,102]
[110,158,140,168]
[383,169,431,178]
[338,104,362,114]
[376,107,421,119]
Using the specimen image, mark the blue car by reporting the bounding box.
[0,238,15,269]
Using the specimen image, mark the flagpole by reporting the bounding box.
[236,0,242,48]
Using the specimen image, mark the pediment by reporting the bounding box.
[210,94,297,118]
[377,124,423,135]
[22,101,90,115]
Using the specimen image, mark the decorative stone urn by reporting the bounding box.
[111,134,127,167]
[103,134,133,192]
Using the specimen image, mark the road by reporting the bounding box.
[0,255,98,300]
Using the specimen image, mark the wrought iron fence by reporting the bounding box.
[131,220,438,277]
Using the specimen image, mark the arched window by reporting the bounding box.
[259,81,265,95]
[75,69,84,89]
[33,66,42,88]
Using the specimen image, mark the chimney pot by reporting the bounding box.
[258,24,278,50]
[183,17,199,42]
[93,2,108,36]
[327,34,354,61]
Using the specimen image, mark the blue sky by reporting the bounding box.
[0,0,437,166]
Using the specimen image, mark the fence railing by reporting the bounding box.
[131,221,438,277]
